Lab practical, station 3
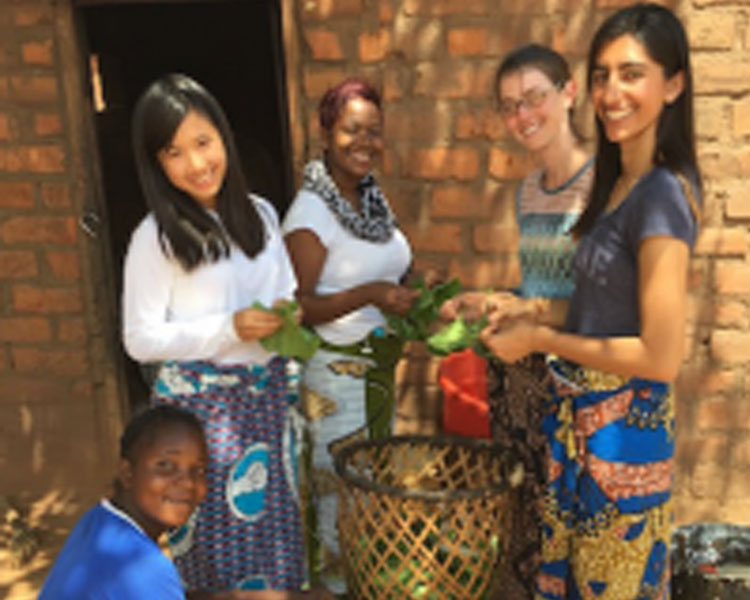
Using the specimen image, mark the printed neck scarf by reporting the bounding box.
[302,159,395,243]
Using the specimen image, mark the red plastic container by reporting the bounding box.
[438,348,490,438]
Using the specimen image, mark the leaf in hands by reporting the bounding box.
[253,301,321,361]
[386,278,463,343]
[426,314,488,356]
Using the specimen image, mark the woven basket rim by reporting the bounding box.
[333,434,511,501]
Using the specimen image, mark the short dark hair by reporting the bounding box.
[132,73,265,271]
[318,77,382,132]
[494,44,572,102]
[120,405,205,463]
[573,3,701,237]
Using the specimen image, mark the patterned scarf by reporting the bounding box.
[302,159,395,243]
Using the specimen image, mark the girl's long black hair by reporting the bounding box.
[132,74,265,270]
[572,3,702,238]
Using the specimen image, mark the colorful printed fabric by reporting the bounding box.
[152,356,305,592]
[536,359,674,600]
[487,354,550,600]
[516,158,593,300]
[299,348,372,595]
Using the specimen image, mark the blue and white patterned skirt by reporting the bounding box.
[152,356,305,592]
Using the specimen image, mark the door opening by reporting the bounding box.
[76,0,293,410]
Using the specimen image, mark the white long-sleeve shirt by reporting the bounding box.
[122,195,297,366]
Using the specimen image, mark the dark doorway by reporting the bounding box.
[75,0,293,409]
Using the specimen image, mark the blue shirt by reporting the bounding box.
[39,500,186,600]
[564,167,698,337]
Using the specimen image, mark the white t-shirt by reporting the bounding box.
[282,189,412,345]
[122,195,297,366]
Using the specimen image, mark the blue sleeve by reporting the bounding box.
[628,169,697,251]
[115,551,186,599]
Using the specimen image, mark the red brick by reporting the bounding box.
[383,68,405,101]
[713,262,750,294]
[401,223,463,252]
[726,471,750,499]
[677,435,729,464]
[0,181,34,208]
[46,251,80,281]
[689,10,735,49]
[301,0,363,21]
[21,40,54,66]
[0,77,8,100]
[303,68,347,99]
[677,366,735,396]
[359,29,391,63]
[455,109,506,140]
[384,106,451,141]
[10,75,58,102]
[378,0,394,23]
[689,462,725,499]
[414,62,493,99]
[0,250,37,278]
[404,147,480,180]
[700,298,746,328]
[14,5,54,26]
[488,147,535,180]
[733,102,750,138]
[0,145,65,173]
[694,227,747,256]
[11,348,88,376]
[0,112,11,140]
[731,439,750,468]
[473,224,520,253]
[303,29,343,60]
[694,97,727,141]
[58,317,86,344]
[447,28,488,57]
[430,183,498,218]
[403,0,487,16]
[447,256,521,290]
[34,112,62,136]
[12,284,83,314]
[710,331,750,364]
[700,152,750,179]
[1,216,76,245]
[0,317,51,342]
[41,182,71,209]
[392,20,442,61]
[693,56,750,95]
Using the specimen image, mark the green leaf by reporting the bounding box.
[426,314,488,356]
[386,278,463,343]
[253,300,321,361]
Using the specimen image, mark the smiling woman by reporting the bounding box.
[282,77,417,594]
[479,4,701,599]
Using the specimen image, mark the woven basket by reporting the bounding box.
[334,435,515,600]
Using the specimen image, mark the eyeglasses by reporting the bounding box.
[498,84,562,118]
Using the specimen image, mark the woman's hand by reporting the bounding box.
[233,307,284,342]
[479,319,538,363]
[439,291,488,322]
[368,282,419,316]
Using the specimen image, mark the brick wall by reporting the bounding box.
[292,0,750,524]
[1,0,748,534]
[0,0,121,507]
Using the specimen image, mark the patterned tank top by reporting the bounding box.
[516,157,593,299]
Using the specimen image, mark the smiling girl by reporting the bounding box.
[480,4,701,599]
[122,74,307,595]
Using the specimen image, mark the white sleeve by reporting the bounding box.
[253,194,298,300]
[281,189,338,247]
[121,217,240,363]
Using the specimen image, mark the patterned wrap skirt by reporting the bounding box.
[299,348,372,595]
[536,359,674,600]
[487,354,550,600]
[152,356,305,592]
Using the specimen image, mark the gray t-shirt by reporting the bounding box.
[564,167,698,337]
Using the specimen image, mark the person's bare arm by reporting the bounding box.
[481,236,690,382]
